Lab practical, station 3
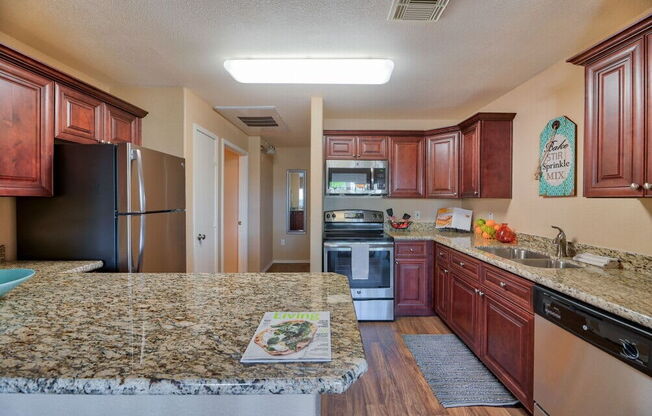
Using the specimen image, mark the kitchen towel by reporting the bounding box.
[351,244,369,280]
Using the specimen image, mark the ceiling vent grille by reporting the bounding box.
[388,0,450,22]
[237,116,279,127]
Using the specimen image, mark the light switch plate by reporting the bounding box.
[414,210,421,220]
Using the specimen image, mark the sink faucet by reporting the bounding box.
[551,226,568,257]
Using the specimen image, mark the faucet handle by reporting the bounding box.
[551,225,565,234]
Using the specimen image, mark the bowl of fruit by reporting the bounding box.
[387,209,413,230]
[474,219,516,243]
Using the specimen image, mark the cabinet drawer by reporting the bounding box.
[435,244,450,265]
[450,251,480,280]
[395,241,429,258]
[481,264,534,311]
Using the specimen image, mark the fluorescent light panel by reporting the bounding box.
[223,59,394,84]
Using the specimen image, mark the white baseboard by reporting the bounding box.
[262,259,274,273]
[271,259,310,264]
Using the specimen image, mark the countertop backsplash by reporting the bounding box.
[388,221,652,274]
[0,245,5,263]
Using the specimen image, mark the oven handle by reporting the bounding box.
[323,242,394,248]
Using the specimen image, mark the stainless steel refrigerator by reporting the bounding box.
[17,143,186,272]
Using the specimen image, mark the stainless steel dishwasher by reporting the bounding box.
[533,286,652,416]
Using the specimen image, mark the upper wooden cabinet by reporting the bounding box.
[0,43,147,196]
[459,113,515,198]
[426,129,460,198]
[568,15,651,197]
[0,59,53,196]
[389,136,425,198]
[55,83,103,143]
[324,135,388,159]
[104,104,141,144]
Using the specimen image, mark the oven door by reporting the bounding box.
[325,160,388,195]
[323,241,394,299]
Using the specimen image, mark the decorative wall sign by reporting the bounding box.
[536,116,577,197]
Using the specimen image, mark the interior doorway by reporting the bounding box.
[220,140,248,272]
[192,125,218,273]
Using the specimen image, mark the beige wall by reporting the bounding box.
[260,152,274,269]
[223,149,240,272]
[111,86,184,157]
[461,11,652,256]
[246,137,274,271]
[272,147,310,262]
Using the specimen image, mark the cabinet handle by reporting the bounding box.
[478,291,485,297]
[644,183,652,190]
[443,269,448,273]
[499,281,506,288]
[395,260,399,264]
[458,262,465,267]
[630,183,641,190]
[439,252,445,257]
[474,288,479,294]
[473,191,479,196]
[409,248,414,252]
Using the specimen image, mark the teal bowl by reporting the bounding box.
[0,269,35,297]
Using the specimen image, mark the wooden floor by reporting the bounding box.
[322,316,527,416]
[266,263,310,272]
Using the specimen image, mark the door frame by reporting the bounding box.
[191,123,219,273]
[219,139,249,272]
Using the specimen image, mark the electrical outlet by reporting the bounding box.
[414,210,421,220]
[486,212,494,220]
[280,239,286,246]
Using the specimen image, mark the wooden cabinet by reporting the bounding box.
[324,136,388,159]
[459,113,515,198]
[568,15,651,197]
[480,290,533,409]
[389,136,425,198]
[0,59,54,196]
[104,104,141,144]
[395,241,432,316]
[448,271,482,353]
[55,83,103,143]
[0,44,147,197]
[425,130,459,198]
[433,243,534,412]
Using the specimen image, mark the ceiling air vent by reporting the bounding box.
[237,116,278,127]
[388,0,450,22]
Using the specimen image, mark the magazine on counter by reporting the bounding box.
[240,311,332,363]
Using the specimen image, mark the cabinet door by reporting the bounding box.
[0,59,54,197]
[449,272,480,352]
[480,291,534,411]
[55,83,103,143]
[425,132,459,198]
[104,104,140,144]
[646,32,652,197]
[389,137,425,197]
[460,123,480,198]
[395,258,432,316]
[357,136,388,159]
[585,38,645,197]
[325,136,356,159]
[434,264,451,320]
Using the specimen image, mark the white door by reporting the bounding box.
[192,126,218,272]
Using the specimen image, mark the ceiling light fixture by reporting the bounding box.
[223,59,394,84]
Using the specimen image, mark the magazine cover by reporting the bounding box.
[241,311,332,363]
[435,207,473,232]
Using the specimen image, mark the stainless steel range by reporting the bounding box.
[323,209,394,321]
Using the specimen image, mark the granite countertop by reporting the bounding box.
[389,229,652,329]
[0,271,367,395]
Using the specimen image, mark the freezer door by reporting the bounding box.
[117,143,186,213]
[118,211,186,272]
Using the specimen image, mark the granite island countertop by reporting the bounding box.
[0,271,367,396]
[0,260,104,275]
[389,229,652,329]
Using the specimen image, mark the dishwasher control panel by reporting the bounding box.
[534,286,652,377]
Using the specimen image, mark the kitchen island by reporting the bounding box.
[0,267,367,416]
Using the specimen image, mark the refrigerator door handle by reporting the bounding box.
[137,214,146,272]
[132,148,147,213]
[129,148,147,272]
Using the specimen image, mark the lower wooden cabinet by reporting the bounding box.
[448,271,481,354]
[480,290,533,409]
[433,243,534,412]
[395,241,433,316]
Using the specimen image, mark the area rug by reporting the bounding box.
[402,334,519,408]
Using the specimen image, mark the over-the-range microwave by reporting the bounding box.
[325,160,388,196]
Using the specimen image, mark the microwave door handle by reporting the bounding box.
[370,167,375,191]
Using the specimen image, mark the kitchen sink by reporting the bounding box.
[477,246,582,269]
[477,246,550,260]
